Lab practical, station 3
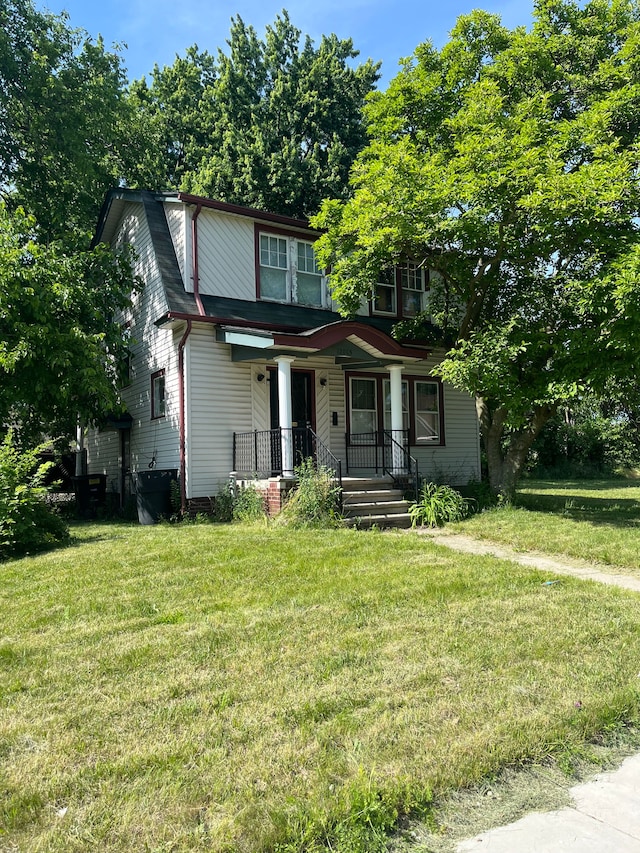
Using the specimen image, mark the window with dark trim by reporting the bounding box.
[371,263,432,319]
[255,224,328,308]
[346,372,444,446]
[373,269,397,315]
[151,369,166,419]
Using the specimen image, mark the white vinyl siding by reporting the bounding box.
[186,346,344,498]
[185,328,253,498]
[87,203,180,483]
[408,355,479,485]
[192,210,256,300]
[85,429,121,494]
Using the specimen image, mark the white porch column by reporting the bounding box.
[386,363,405,474]
[275,355,296,476]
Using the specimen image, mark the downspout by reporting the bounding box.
[191,203,206,317]
[177,204,207,514]
[178,319,193,514]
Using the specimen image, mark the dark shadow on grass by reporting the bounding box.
[66,519,140,548]
[515,490,640,528]
[521,479,640,493]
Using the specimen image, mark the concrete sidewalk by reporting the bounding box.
[457,752,640,852]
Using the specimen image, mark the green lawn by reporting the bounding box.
[453,479,640,575]
[2,521,640,851]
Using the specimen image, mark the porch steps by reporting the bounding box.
[341,476,413,530]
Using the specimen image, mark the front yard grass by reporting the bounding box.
[2,521,640,851]
[453,479,640,574]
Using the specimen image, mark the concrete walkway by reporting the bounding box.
[457,753,640,852]
[420,528,640,593]
[415,528,640,852]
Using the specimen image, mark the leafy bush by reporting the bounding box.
[409,482,472,528]
[529,395,640,479]
[277,458,343,528]
[0,434,69,559]
[232,484,266,523]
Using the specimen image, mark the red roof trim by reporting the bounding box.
[157,313,429,359]
[273,321,428,360]
[177,193,316,232]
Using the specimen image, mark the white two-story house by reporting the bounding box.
[87,188,480,516]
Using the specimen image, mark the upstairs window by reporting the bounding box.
[259,235,288,301]
[257,229,327,308]
[372,262,431,318]
[400,262,427,317]
[373,269,397,315]
[296,241,323,307]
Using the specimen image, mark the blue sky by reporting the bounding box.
[41,0,535,87]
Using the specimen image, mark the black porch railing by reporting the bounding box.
[346,430,419,500]
[233,427,342,490]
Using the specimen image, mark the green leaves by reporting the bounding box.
[315,0,640,494]
[0,432,69,559]
[0,205,139,443]
[137,12,380,218]
[0,0,136,241]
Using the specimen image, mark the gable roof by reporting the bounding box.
[94,189,435,361]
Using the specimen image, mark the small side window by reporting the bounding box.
[415,380,440,441]
[151,370,166,419]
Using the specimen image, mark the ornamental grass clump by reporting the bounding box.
[409,481,472,528]
[277,457,343,528]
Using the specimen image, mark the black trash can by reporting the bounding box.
[73,474,107,519]
[133,469,177,525]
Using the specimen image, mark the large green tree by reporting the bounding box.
[0,0,140,241]
[0,205,139,444]
[128,45,217,191]
[132,12,380,217]
[314,0,640,496]
[0,0,140,442]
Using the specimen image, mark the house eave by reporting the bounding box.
[177,192,317,234]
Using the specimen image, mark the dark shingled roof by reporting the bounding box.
[140,192,198,316]
[93,189,440,346]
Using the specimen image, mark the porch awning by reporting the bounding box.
[216,320,428,365]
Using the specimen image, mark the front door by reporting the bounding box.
[269,368,315,464]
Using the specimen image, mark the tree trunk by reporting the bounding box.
[477,397,554,499]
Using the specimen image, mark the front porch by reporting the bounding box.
[232,425,420,507]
